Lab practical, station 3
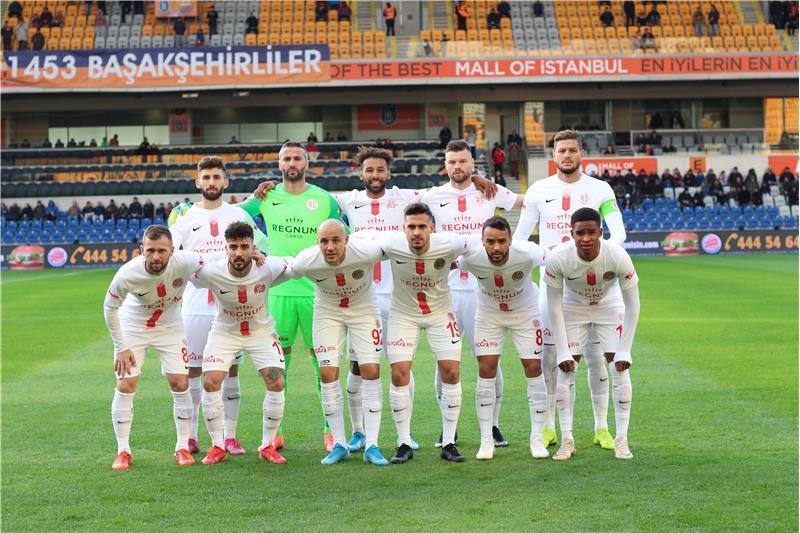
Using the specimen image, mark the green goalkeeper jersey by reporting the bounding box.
[239,183,345,296]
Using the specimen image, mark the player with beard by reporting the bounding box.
[169,156,269,457]
[240,141,347,452]
[513,129,626,452]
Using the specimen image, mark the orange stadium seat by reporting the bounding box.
[69,37,81,49]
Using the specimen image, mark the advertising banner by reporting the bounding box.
[548,157,658,176]
[768,154,799,174]
[357,104,422,130]
[2,51,796,92]
[155,0,198,18]
[621,229,798,256]
[1,243,141,270]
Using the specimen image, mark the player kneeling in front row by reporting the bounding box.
[456,216,550,460]
[289,220,390,466]
[105,225,209,470]
[192,222,291,465]
[544,208,640,461]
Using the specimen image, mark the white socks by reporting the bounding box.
[112,390,134,453]
[586,344,610,432]
[475,377,496,440]
[262,390,285,448]
[346,371,364,435]
[390,384,412,446]
[542,345,558,432]
[321,381,346,447]
[188,376,202,442]
[555,368,576,441]
[171,389,193,452]
[527,375,548,440]
[222,374,241,440]
[493,364,504,428]
[361,378,383,449]
[201,389,225,449]
[610,364,632,438]
[439,382,462,446]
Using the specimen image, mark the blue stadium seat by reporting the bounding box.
[141,218,153,227]
[641,198,654,210]
[116,219,128,230]
[30,220,42,232]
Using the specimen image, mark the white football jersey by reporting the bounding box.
[544,240,638,307]
[336,186,421,294]
[170,202,254,316]
[290,239,385,309]
[457,240,547,313]
[513,173,617,249]
[420,181,518,290]
[192,257,289,336]
[104,251,204,351]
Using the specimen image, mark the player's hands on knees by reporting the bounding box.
[615,360,631,372]
[253,250,266,266]
[558,359,576,373]
[115,349,137,377]
[471,175,498,199]
[253,180,279,200]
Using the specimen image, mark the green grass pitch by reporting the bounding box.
[1,254,797,532]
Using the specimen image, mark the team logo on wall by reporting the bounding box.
[379,105,398,127]
[434,258,446,270]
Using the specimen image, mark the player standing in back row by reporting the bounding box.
[513,129,626,451]
[240,141,347,452]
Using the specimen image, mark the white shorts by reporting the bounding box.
[203,327,284,373]
[565,305,625,356]
[474,308,544,360]
[184,314,243,368]
[451,288,477,355]
[116,321,189,378]
[385,310,462,364]
[316,303,383,368]
[348,293,391,363]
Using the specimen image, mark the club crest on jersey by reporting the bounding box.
[352,269,365,280]
[306,199,319,210]
[172,278,184,288]
[434,258,446,270]
[512,270,524,281]
[254,283,266,294]
[580,193,590,204]
[603,271,616,281]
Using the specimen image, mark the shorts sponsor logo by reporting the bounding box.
[189,352,203,361]
[543,327,552,337]
[387,338,415,348]
[254,283,266,294]
[306,199,319,210]
[701,233,722,254]
[434,258,446,270]
[568,340,581,348]
[315,344,337,355]
[203,355,223,363]
[47,247,68,268]
[603,271,616,281]
[352,269,365,280]
[173,278,184,288]
[512,270,524,281]
[476,338,498,348]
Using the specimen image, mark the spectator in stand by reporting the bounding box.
[89,138,98,147]
[306,140,319,155]
[315,2,328,22]
[53,10,64,27]
[647,4,661,25]
[20,138,30,148]
[16,18,28,50]
[67,201,81,219]
[787,181,799,205]
[623,0,636,27]
[439,125,453,149]
[779,166,796,188]
[466,129,477,158]
[21,203,34,220]
[662,141,677,153]
[532,0,544,18]
[93,201,106,221]
[7,0,22,18]
[692,6,706,37]
[307,132,318,143]
[745,172,760,201]
[40,138,52,148]
[762,166,777,187]
[174,17,187,46]
[641,27,656,50]
[717,169,727,186]
[337,131,348,141]
[506,129,522,146]
[246,11,258,34]
[95,10,108,37]
[600,5,614,27]
[649,112,664,129]
[652,176,665,198]
[33,201,46,220]
[207,5,218,35]
[1,21,13,50]
[708,175,725,203]
[493,168,506,188]
[339,1,351,22]
[31,27,45,50]
[67,138,77,147]
[143,199,155,219]
[164,202,174,217]
[491,143,505,174]
[634,132,648,152]
[117,202,129,220]
[106,199,119,220]
[456,1,468,31]
[730,175,748,205]
[508,140,521,179]
[692,188,706,207]
[383,2,397,36]
[422,38,434,56]
[497,0,511,18]
[678,188,694,208]
[226,135,239,144]
[648,129,662,146]
[683,170,696,188]
[82,201,95,222]
[603,145,616,155]
[39,6,53,27]
[670,111,685,129]
[707,4,720,37]
[729,166,743,185]
[137,137,150,157]
[7,202,21,221]
[54,139,65,148]
[487,8,501,29]
[323,131,334,142]
[128,197,143,219]
[195,27,205,46]
[155,202,166,219]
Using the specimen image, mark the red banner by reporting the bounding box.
[357,104,421,130]
[768,155,799,174]
[548,157,658,176]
